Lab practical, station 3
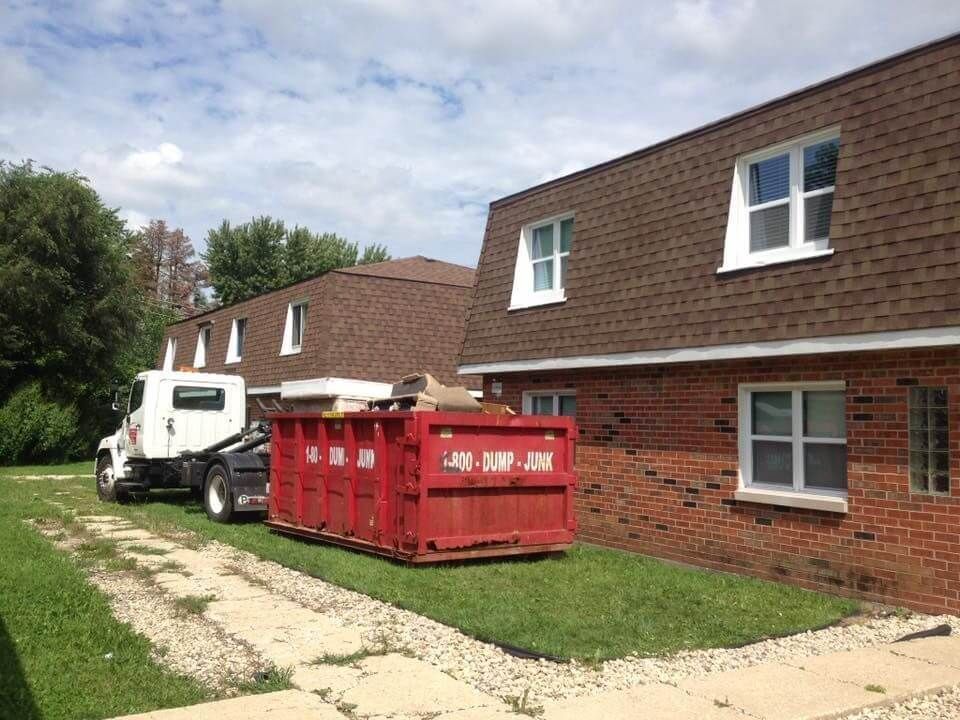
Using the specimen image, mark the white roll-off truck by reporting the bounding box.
[94,370,270,521]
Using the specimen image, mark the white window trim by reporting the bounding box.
[736,381,848,512]
[225,318,246,364]
[162,338,177,371]
[522,389,575,415]
[719,126,840,273]
[280,300,307,356]
[509,212,573,311]
[193,325,211,368]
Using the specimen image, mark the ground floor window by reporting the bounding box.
[523,390,576,417]
[739,382,846,495]
[909,386,950,494]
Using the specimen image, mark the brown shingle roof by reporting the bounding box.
[158,256,479,390]
[336,256,475,287]
[460,34,960,368]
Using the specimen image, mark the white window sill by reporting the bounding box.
[279,347,302,357]
[734,486,847,513]
[717,248,834,275]
[224,359,241,365]
[508,293,566,311]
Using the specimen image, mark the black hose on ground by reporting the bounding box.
[893,623,952,643]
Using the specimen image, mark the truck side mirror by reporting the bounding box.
[111,390,122,413]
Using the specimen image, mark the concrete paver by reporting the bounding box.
[291,663,364,696]
[110,689,345,719]
[339,653,497,717]
[890,636,960,669]
[786,645,960,699]
[680,662,882,720]
[542,683,744,720]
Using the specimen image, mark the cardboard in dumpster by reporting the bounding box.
[370,373,482,412]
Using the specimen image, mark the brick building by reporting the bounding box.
[160,256,479,415]
[459,35,960,613]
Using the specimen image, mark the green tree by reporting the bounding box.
[203,217,286,305]
[204,217,391,304]
[0,161,137,402]
[0,161,143,461]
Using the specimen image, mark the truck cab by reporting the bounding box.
[95,370,259,514]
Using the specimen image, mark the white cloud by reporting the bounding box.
[1,1,959,267]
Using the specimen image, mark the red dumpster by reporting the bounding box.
[265,411,577,562]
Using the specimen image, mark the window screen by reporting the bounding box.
[173,386,226,411]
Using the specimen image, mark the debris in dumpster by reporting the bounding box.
[370,372,482,412]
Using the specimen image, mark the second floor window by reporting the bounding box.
[226,318,246,363]
[720,129,839,272]
[194,325,211,368]
[281,301,307,355]
[509,214,574,310]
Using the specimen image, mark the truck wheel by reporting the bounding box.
[96,454,120,503]
[204,466,233,522]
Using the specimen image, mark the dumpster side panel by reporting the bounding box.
[267,412,576,561]
[416,414,577,554]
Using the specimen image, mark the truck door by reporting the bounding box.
[123,378,147,458]
[161,381,235,455]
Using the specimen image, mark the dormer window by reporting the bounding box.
[509,213,574,310]
[719,128,839,273]
[225,318,246,364]
[280,301,307,356]
[193,325,211,368]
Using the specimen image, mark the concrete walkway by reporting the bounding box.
[75,514,960,720]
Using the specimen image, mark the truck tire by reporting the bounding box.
[96,454,128,503]
[204,465,233,522]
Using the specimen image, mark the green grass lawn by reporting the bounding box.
[0,482,207,720]
[31,476,861,662]
[0,461,90,477]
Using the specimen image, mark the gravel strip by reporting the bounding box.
[33,522,265,692]
[847,686,960,720]
[201,540,960,702]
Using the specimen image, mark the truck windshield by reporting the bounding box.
[128,380,145,413]
[173,386,226,411]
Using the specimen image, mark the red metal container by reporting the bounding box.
[265,411,577,562]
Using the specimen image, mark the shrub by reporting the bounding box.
[0,382,87,464]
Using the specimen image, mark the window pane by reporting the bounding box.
[752,392,792,436]
[560,218,573,253]
[749,204,790,252]
[803,139,839,192]
[753,440,793,486]
[128,380,145,413]
[532,225,553,259]
[559,256,567,288]
[749,153,789,204]
[804,191,834,241]
[803,443,847,490]
[236,319,246,357]
[909,387,950,494]
[910,467,930,492]
[803,390,845,438]
[558,395,576,417]
[291,305,305,346]
[530,396,554,415]
[173,386,226,411]
[533,259,554,291]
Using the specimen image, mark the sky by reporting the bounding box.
[2,1,959,267]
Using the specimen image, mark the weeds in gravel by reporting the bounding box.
[505,689,543,717]
[125,544,171,556]
[313,687,332,701]
[156,560,186,574]
[312,646,389,667]
[714,697,733,708]
[75,538,119,565]
[103,556,139,573]
[173,594,216,616]
[233,666,294,694]
[336,701,359,718]
[865,684,886,694]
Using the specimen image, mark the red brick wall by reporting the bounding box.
[484,346,960,614]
